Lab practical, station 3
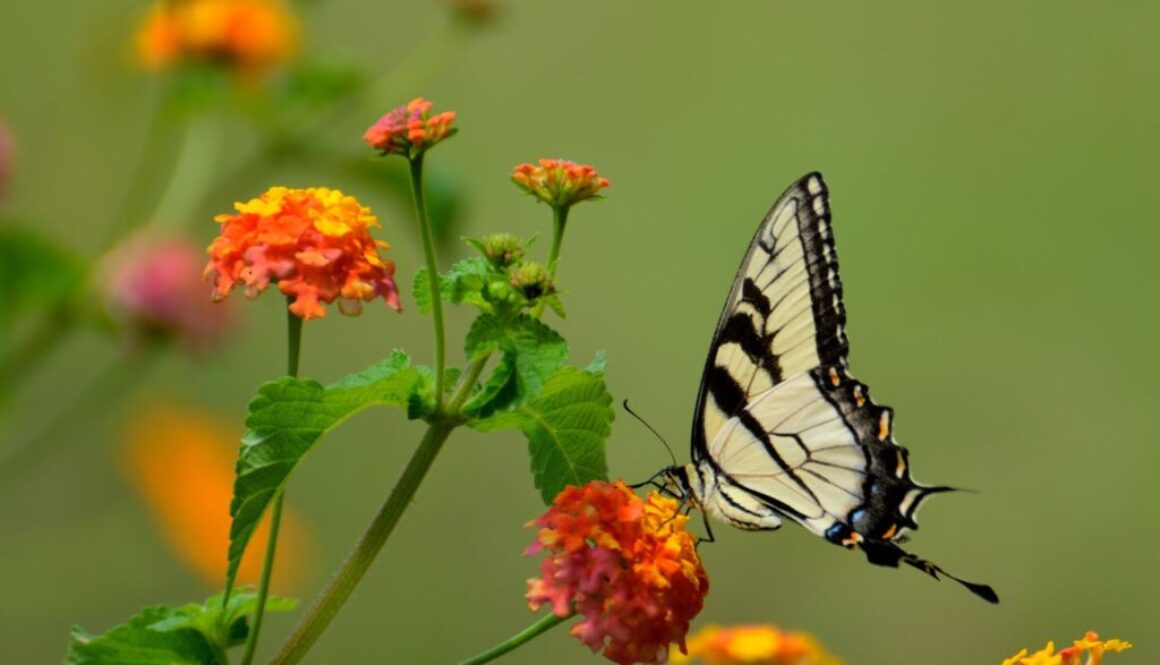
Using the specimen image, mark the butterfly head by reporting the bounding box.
[658,464,703,507]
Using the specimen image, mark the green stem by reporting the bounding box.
[546,204,570,278]
[269,355,490,665]
[456,613,570,665]
[408,154,447,409]
[148,113,222,236]
[239,304,302,665]
[531,205,570,319]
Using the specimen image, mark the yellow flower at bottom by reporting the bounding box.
[122,404,311,590]
[1001,632,1131,665]
[675,625,841,665]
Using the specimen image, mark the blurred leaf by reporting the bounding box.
[0,224,84,332]
[65,590,295,665]
[471,365,612,503]
[226,351,424,592]
[341,158,464,247]
[411,257,495,314]
[279,60,364,110]
[462,314,567,417]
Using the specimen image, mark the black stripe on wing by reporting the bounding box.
[692,172,850,461]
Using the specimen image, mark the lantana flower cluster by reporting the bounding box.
[526,480,709,665]
[1001,632,1131,665]
[676,625,842,665]
[206,186,401,320]
[102,235,232,350]
[135,0,297,73]
[363,97,457,158]
[512,159,611,209]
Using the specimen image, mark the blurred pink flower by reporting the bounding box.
[102,234,232,350]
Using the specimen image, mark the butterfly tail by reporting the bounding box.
[860,538,999,604]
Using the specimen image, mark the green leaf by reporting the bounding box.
[226,351,424,592]
[65,590,295,665]
[471,366,613,503]
[412,257,495,314]
[0,224,84,332]
[463,314,568,416]
[406,365,464,421]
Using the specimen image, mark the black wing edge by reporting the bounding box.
[691,172,849,460]
[861,538,999,604]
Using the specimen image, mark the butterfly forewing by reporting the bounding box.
[692,172,847,460]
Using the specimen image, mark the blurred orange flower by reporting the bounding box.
[526,480,709,665]
[135,0,297,73]
[512,159,610,209]
[123,404,311,590]
[206,186,401,320]
[364,97,457,159]
[675,625,842,665]
[1001,632,1131,665]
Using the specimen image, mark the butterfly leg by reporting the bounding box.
[695,511,717,548]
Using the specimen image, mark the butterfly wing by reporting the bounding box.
[691,172,846,461]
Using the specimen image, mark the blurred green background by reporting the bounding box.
[2,1,1158,663]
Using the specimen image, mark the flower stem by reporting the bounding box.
[531,204,570,319]
[239,304,302,665]
[408,153,447,409]
[456,613,571,665]
[269,355,489,665]
[546,204,570,278]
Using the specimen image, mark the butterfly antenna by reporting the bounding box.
[623,399,678,468]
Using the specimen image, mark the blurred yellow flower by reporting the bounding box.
[123,404,311,590]
[675,624,842,665]
[135,0,298,73]
[1001,632,1131,665]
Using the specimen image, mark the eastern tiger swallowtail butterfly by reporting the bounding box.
[655,172,998,604]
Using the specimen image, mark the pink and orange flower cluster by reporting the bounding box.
[526,481,709,665]
[135,0,297,73]
[206,186,401,320]
[1001,632,1131,665]
[363,98,457,158]
[512,159,611,209]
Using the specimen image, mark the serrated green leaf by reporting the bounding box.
[407,365,464,420]
[64,590,295,665]
[412,257,495,314]
[226,351,424,592]
[471,366,612,503]
[463,314,568,416]
[462,352,516,418]
[586,351,607,375]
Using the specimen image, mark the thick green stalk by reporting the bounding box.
[269,356,489,665]
[456,613,570,665]
[408,154,448,409]
[239,304,302,665]
[546,204,570,277]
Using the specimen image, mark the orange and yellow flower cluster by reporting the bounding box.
[363,98,457,158]
[526,481,709,665]
[1001,631,1131,665]
[676,625,842,665]
[206,186,401,320]
[512,159,611,209]
[135,0,297,73]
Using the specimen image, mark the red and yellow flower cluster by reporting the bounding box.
[526,480,709,665]
[363,98,457,158]
[206,186,401,320]
[1001,631,1131,665]
[512,159,611,209]
[135,0,297,73]
[675,625,841,665]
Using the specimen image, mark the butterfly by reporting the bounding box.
[654,172,998,603]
